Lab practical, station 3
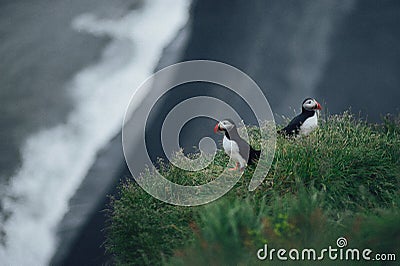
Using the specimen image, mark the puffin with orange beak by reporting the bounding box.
[279,98,322,136]
[214,119,261,171]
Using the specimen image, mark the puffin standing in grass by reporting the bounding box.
[279,98,322,136]
[214,119,261,171]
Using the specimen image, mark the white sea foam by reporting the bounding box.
[0,0,190,265]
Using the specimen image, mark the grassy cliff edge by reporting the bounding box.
[106,113,400,265]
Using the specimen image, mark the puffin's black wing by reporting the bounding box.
[235,138,250,162]
[234,138,260,165]
[279,114,305,136]
[248,147,260,165]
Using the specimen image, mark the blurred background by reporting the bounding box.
[0,0,399,265]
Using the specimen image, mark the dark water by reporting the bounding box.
[0,0,145,262]
[0,0,113,180]
[0,0,189,264]
[0,0,108,248]
[0,0,146,180]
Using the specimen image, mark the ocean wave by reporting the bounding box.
[0,0,190,265]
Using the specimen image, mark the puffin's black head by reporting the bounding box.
[302,98,322,112]
[214,119,236,134]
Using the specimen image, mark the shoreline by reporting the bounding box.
[50,22,192,265]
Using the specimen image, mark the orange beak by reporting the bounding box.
[316,102,322,110]
[214,123,220,133]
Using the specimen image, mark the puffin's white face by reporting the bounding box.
[302,98,322,111]
[214,119,235,133]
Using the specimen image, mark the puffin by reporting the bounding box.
[279,98,322,136]
[214,119,261,171]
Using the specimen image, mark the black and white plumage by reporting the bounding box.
[214,119,260,171]
[279,98,322,136]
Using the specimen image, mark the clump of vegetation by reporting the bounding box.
[105,113,400,265]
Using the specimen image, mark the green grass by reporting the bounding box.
[105,113,400,265]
